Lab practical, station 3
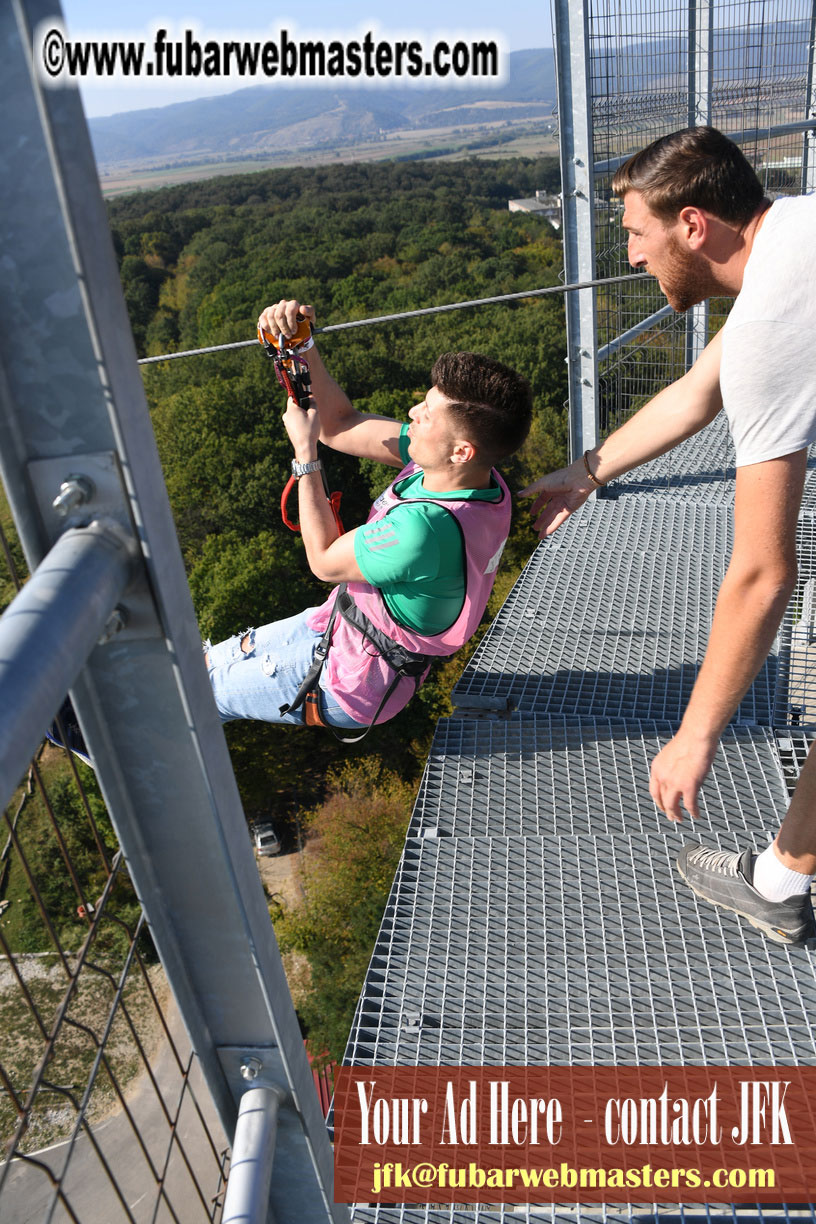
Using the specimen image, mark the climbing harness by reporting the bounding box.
[257,317,344,536]
[279,584,438,743]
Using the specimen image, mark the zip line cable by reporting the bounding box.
[136,272,644,365]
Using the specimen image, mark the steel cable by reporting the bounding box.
[136,272,644,365]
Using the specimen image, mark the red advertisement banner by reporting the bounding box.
[334,1066,816,1204]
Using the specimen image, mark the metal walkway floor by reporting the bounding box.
[599,412,816,511]
[450,497,777,724]
[343,419,816,1224]
[347,719,816,1070]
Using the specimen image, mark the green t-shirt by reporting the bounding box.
[353,424,501,634]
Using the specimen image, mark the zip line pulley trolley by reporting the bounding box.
[257,315,345,536]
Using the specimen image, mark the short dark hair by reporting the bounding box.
[431,351,532,465]
[612,126,766,225]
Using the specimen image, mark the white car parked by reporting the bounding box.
[250,821,281,857]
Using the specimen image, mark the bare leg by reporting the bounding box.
[205,632,253,669]
[774,740,816,874]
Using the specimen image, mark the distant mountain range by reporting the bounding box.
[87,48,558,169]
[88,20,811,173]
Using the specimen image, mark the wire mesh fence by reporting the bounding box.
[0,515,227,1222]
[589,0,815,436]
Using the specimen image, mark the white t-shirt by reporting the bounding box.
[720,192,816,466]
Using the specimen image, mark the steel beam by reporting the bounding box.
[804,0,816,193]
[0,521,134,801]
[554,0,598,459]
[688,0,713,128]
[686,0,712,368]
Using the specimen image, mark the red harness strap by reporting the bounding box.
[258,321,344,536]
[280,474,344,536]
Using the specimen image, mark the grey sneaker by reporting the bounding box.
[676,844,814,947]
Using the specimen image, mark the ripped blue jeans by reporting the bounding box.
[206,608,365,730]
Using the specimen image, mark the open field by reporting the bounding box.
[97,119,559,196]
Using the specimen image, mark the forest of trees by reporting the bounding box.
[17,155,568,1059]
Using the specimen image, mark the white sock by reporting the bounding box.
[752,844,812,901]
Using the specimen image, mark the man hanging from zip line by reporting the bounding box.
[521,126,816,947]
[47,302,531,759]
[202,298,533,742]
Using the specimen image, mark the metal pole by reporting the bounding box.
[222,1085,286,1224]
[0,520,134,802]
[803,0,816,194]
[554,0,599,459]
[686,0,712,369]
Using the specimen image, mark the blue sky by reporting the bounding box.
[60,1,553,117]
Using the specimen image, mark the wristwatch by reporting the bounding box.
[291,458,323,478]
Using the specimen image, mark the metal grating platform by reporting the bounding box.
[778,516,816,724]
[351,832,816,1050]
[455,497,816,727]
[452,499,773,722]
[775,729,816,795]
[349,1206,816,1223]
[541,497,734,558]
[600,413,735,505]
[803,461,816,513]
[345,1018,816,1067]
[408,717,785,841]
[344,716,816,1083]
[602,415,816,514]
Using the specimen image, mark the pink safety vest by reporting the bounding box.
[306,461,511,726]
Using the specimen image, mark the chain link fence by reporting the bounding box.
[0,513,228,1223]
